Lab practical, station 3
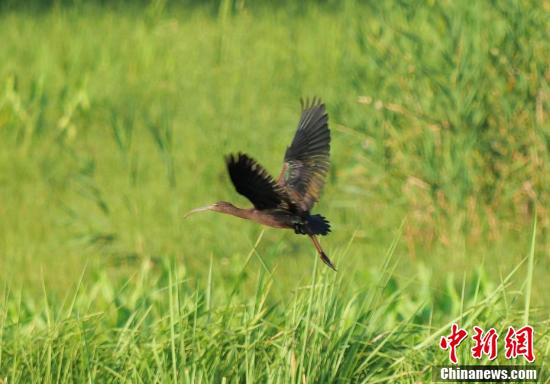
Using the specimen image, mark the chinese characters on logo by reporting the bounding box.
[504,326,535,362]
[439,323,468,364]
[471,326,498,360]
[439,324,535,364]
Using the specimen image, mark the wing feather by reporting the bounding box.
[278,98,330,212]
[226,153,288,210]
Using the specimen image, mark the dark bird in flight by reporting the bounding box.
[186,98,335,270]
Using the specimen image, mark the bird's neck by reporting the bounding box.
[213,203,255,220]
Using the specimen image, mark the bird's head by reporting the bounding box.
[183,201,235,218]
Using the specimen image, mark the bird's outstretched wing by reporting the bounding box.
[278,98,330,212]
[226,153,288,210]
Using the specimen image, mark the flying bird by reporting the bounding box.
[186,98,335,270]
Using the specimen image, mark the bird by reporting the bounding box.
[185,98,335,270]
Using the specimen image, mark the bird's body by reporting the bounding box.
[207,203,330,233]
[208,204,295,229]
[186,98,335,270]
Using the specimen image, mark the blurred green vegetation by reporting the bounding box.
[0,0,548,381]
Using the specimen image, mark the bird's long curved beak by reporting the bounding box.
[183,205,214,219]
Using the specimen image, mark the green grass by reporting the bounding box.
[0,1,548,382]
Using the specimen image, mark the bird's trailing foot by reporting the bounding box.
[319,251,337,271]
[309,235,336,271]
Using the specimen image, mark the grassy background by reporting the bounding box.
[0,0,548,382]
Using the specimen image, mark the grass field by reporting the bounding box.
[0,1,548,382]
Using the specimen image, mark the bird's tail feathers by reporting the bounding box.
[305,214,331,236]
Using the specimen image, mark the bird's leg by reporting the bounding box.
[308,235,336,271]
